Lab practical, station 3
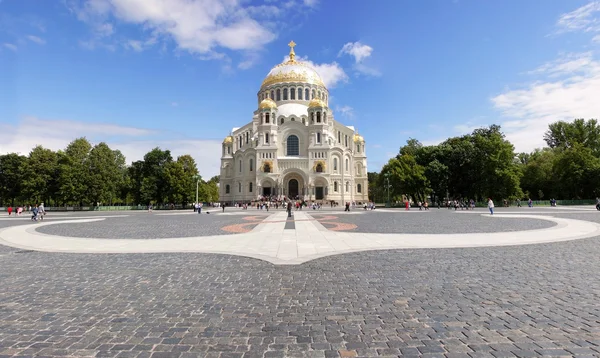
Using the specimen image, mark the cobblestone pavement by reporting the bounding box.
[35,213,271,239]
[1,210,600,357]
[309,210,556,233]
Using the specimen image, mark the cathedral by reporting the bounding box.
[219,41,368,204]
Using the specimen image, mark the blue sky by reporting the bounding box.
[1,0,600,177]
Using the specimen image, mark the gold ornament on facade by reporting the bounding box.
[312,160,326,172]
[353,134,365,142]
[223,136,233,144]
[259,98,277,109]
[261,160,274,172]
[308,98,327,108]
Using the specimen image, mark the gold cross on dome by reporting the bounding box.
[288,40,296,62]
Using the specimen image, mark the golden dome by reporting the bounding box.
[260,41,326,90]
[223,136,233,144]
[308,98,326,108]
[259,98,277,109]
[354,134,365,142]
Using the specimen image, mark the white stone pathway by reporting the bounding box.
[0,213,599,265]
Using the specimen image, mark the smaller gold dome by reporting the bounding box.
[308,98,326,108]
[259,98,277,109]
[353,134,364,142]
[223,136,233,144]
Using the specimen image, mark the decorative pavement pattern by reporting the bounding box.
[1,207,600,357]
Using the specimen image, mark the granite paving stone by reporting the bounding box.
[1,208,600,356]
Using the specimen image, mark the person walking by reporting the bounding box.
[7,206,12,216]
[487,198,494,215]
[198,202,202,214]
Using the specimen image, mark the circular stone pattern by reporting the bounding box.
[35,214,263,239]
[310,211,557,233]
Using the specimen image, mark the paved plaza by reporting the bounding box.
[1,207,600,357]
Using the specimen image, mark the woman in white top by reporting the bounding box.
[487,198,494,215]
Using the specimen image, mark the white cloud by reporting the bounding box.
[556,1,600,34]
[126,39,143,52]
[335,105,354,118]
[338,41,380,76]
[303,0,318,7]
[527,52,593,76]
[0,117,222,177]
[66,0,279,58]
[3,43,17,51]
[26,35,45,44]
[491,52,600,153]
[292,55,348,88]
[339,42,373,63]
[594,34,600,43]
[170,102,179,107]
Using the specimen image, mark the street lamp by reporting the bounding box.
[384,173,391,208]
[193,174,200,207]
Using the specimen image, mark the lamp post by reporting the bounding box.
[193,175,200,207]
[384,173,391,208]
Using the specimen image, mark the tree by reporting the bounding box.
[0,153,28,206]
[140,148,173,204]
[551,144,600,199]
[519,149,555,200]
[57,138,92,205]
[21,146,59,205]
[544,118,600,156]
[87,143,126,205]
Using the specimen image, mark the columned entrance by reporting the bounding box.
[288,179,299,198]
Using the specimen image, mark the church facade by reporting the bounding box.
[219,42,368,204]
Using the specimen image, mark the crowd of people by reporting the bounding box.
[5,203,46,221]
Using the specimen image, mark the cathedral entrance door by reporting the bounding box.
[288,179,299,198]
[315,187,324,200]
[263,187,272,196]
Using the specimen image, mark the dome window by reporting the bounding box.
[297,88,302,100]
[265,113,270,123]
[305,88,309,100]
[283,88,288,100]
[290,88,295,100]
[316,112,321,123]
[280,118,284,125]
[270,90,274,99]
[276,89,281,101]
[311,89,315,99]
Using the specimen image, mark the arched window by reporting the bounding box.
[239,160,242,173]
[249,182,253,192]
[265,113,270,123]
[338,131,341,143]
[249,159,253,172]
[357,144,361,152]
[311,89,315,99]
[345,135,348,147]
[321,92,325,100]
[276,89,281,101]
[238,182,242,193]
[317,132,321,143]
[287,135,299,156]
[316,112,321,123]
[270,90,274,99]
[333,158,338,171]
[305,88,309,100]
[225,184,230,194]
[334,182,338,192]
[298,88,302,100]
[290,88,295,100]
[280,117,284,125]
[283,88,288,100]
[316,163,323,173]
[345,158,349,172]
[310,113,314,123]
[357,184,362,193]
[246,132,249,144]
[264,163,271,173]
[302,118,306,125]
[346,182,349,192]
[265,133,269,144]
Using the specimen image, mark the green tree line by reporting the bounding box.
[368,119,600,203]
[0,138,219,207]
